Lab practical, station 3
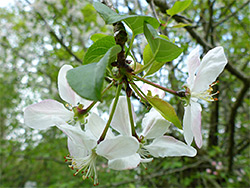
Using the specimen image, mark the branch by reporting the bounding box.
[100,159,206,188]
[218,0,236,18]
[213,0,250,27]
[15,155,65,165]
[225,63,249,83]
[227,81,250,173]
[24,0,82,64]
[152,0,250,83]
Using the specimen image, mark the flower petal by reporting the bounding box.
[192,46,227,93]
[186,46,200,87]
[96,135,139,160]
[58,64,92,107]
[144,136,197,157]
[183,104,193,145]
[24,99,73,130]
[110,96,135,136]
[57,124,96,151]
[141,108,170,139]
[141,83,165,98]
[67,137,87,157]
[190,101,202,148]
[108,153,141,170]
[86,113,114,139]
[58,65,77,105]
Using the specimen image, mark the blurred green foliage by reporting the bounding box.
[0,0,249,187]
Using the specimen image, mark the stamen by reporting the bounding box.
[65,150,99,185]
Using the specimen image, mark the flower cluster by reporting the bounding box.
[24,46,227,185]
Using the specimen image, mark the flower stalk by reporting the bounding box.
[97,82,123,144]
[132,74,183,97]
[126,91,138,139]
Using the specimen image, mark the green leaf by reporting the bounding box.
[83,36,116,65]
[143,44,163,76]
[143,23,182,72]
[147,96,182,129]
[171,23,192,28]
[166,0,192,17]
[93,2,159,36]
[67,45,121,101]
[90,33,108,42]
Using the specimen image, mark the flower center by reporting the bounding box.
[192,81,219,102]
[64,149,99,186]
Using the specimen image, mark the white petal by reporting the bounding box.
[108,153,141,170]
[141,83,165,98]
[96,135,139,160]
[186,46,201,87]
[192,46,227,93]
[67,137,87,157]
[190,101,202,148]
[24,99,73,130]
[110,96,135,136]
[86,113,114,139]
[183,104,193,145]
[58,64,92,107]
[141,108,170,139]
[140,157,153,163]
[144,136,197,157]
[57,124,96,151]
[58,65,77,105]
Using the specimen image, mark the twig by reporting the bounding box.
[24,0,83,64]
[213,0,250,27]
[99,159,206,188]
[227,81,250,173]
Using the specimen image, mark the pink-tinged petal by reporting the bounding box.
[192,46,227,93]
[183,104,193,145]
[24,99,73,130]
[86,113,114,140]
[67,137,87,157]
[57,124,96,151]
[108,153,141,170]
[96,135,139,160]
[141,83,165,98]
[144,136,197,157]
[186,46,200,87]
[110,96,135,136]
[190,101,202,148]
[141,108,170,139]
[58,65,77,105]
[58,64,92,107]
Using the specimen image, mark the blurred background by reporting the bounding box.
[0,0,249,187]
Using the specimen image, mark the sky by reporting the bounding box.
[0,0,15,7]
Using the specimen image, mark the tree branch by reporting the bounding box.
[213,0,250,28]
[152,0,250,83]
[227,81,250,173]
[24,0,83,64]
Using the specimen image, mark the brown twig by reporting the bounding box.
[24,0,83,64]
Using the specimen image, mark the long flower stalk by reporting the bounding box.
[97,83,123,143]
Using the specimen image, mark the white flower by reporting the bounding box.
[183,46,227,148]
[61,113,139,185]
[141,83,165,98]
[24,64,93,130]
[110,97,197,167]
